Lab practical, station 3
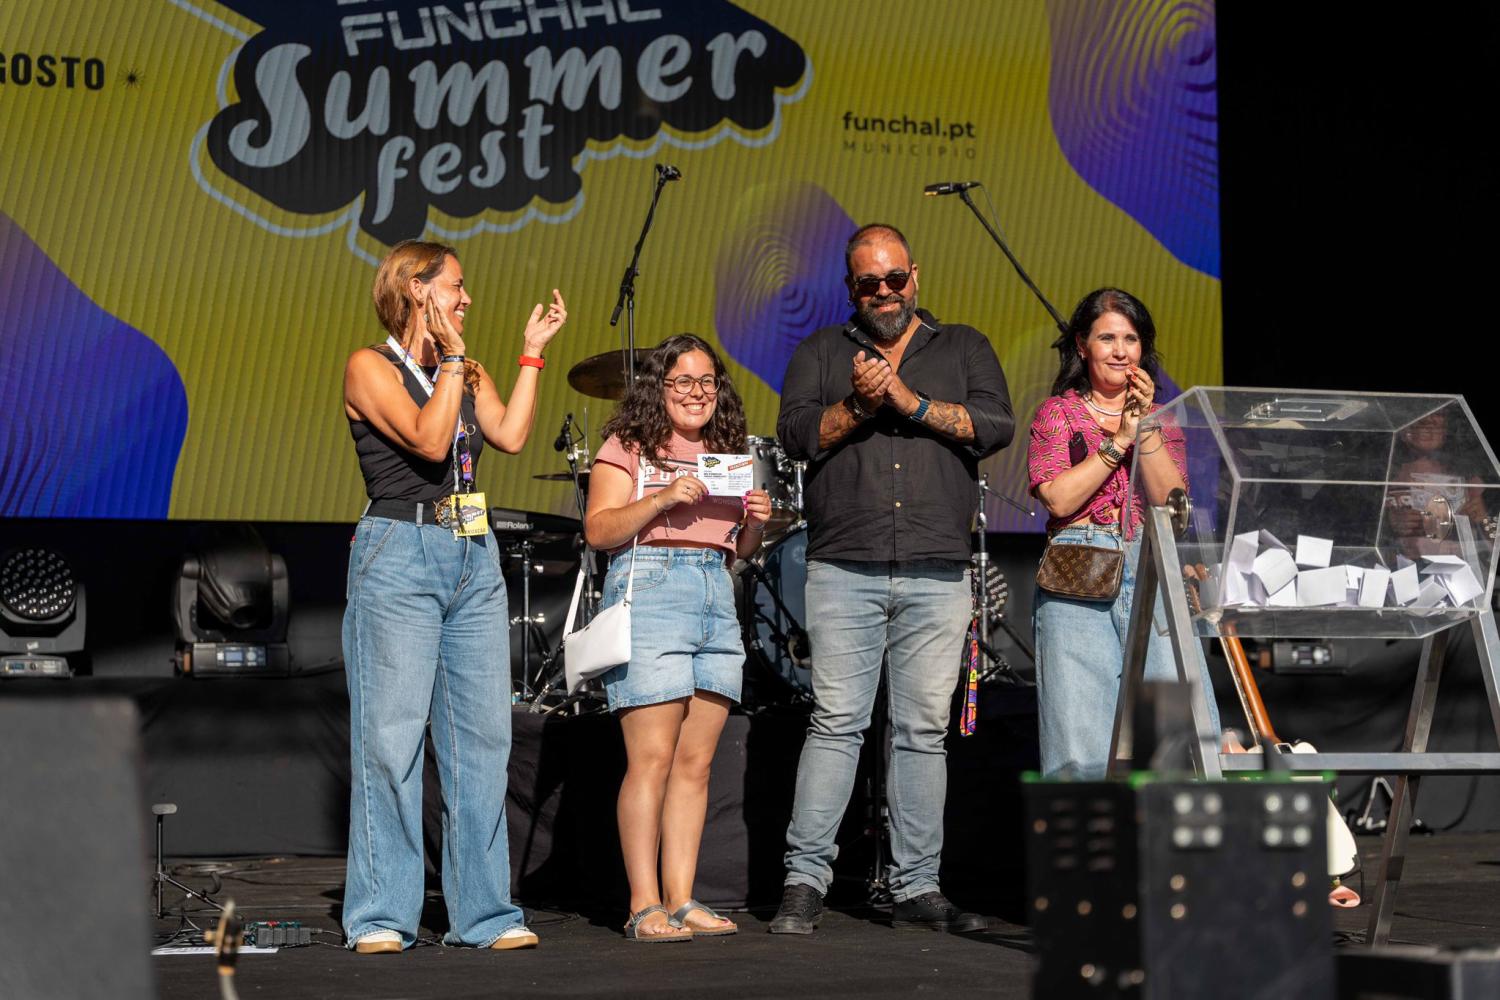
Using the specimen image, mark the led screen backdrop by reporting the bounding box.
[0,0,1220,528]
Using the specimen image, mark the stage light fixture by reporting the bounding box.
[173,526,290,677]
[0,547,86,678]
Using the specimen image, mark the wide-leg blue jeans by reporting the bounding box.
[1034,523,1221,779]
[341,517,523,948]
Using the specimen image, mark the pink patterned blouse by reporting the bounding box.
[1027,390,1187,536]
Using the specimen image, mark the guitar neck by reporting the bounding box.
[1219,630,1284,747]
[1182,570,1284,748]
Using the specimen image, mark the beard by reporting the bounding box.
[854,291,917,343]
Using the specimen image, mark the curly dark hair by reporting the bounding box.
[1049,287,1162,397]
[599,334,748,463]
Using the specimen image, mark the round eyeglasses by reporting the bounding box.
[664,374,720,395]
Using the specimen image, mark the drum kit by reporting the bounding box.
[494,350,814,713]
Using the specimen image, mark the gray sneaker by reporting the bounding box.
[768,884,824,935]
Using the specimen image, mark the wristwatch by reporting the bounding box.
[1097,436,1127,467]
[846,394,874,421]
[908,391,932,423]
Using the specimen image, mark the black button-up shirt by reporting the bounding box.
[777,309,1014,562]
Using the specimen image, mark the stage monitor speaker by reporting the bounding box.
[1025,778,1333,999]
[1338,946,1500,999]
[0,696,156,1000]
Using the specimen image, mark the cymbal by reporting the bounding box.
[533,470,591,483]
[567,350,638,400]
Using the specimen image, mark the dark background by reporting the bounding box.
[1219,5,1497,436]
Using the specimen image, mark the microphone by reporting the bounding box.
[656,164,682,181]
[923,181,980,196]
[553,412,574,452]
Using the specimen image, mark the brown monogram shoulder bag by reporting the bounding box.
[1035,403,1125,601]
[1035,533,1123,601]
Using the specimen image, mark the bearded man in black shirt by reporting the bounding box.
[769,223,1014,935]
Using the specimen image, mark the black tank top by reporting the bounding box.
[348,346,483,504]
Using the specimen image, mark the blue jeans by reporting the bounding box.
[1033,524,1221,779]
[600,546,744,710]
[341,517,523,948]
[784,558,972,902]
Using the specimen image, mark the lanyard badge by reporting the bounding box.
[388,336,488,538]
[448,430,487,537]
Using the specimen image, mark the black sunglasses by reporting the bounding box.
[850,270,913,298]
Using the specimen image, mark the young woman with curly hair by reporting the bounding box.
[584,334,772,942]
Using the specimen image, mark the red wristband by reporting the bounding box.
[518,355,545,369]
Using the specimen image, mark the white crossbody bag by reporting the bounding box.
[561,466,644,694]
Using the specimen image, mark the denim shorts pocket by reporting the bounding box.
[605,558,669,600]
[347,519,399,598]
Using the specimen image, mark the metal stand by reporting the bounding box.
[974,475,995,660]
[1108,502,1500,945]
[1106,504,1223,778]
[153,803,222,918]
[529,550,605,712]
[971,473,1033,680]
[864,671,893,904]
[504,538,557,698]
[945,186,1068,336]
[609,165,677,385]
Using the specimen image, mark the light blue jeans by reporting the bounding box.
[1034,523,1221,779]
[600,545,744,710]
[784,558,972,902]
[341,517,523,949]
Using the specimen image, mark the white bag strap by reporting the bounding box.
[563,462,645,638]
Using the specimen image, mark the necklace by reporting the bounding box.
[1084,393,1123,417]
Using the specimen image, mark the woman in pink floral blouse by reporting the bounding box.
[1027,288,1218,777]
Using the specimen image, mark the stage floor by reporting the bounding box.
[150,832,1500,999]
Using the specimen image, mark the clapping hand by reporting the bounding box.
[851,351,892,412]
[522,289,568,355]
[1118,365,1155,441]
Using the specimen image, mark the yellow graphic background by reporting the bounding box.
[0,1,1220,523]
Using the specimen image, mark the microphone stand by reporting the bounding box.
[556,414,588,523]
[610,167,677,386]
[952,186,1068,336]
[558,414,596,630]
[972,475,1036,679]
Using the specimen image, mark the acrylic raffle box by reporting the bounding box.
[1124,388,1500,641]
[1107,388,1500,949]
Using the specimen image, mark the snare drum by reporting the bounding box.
[739,525,812,699]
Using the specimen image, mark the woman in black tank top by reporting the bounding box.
[339,240,566,954]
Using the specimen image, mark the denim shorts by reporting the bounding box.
[599,545,744,711]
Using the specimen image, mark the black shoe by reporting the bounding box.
[891,892,987,933]
[768,884,824,935]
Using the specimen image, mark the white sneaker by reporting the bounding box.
[352,929,402,954]
[489,926,539,950]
